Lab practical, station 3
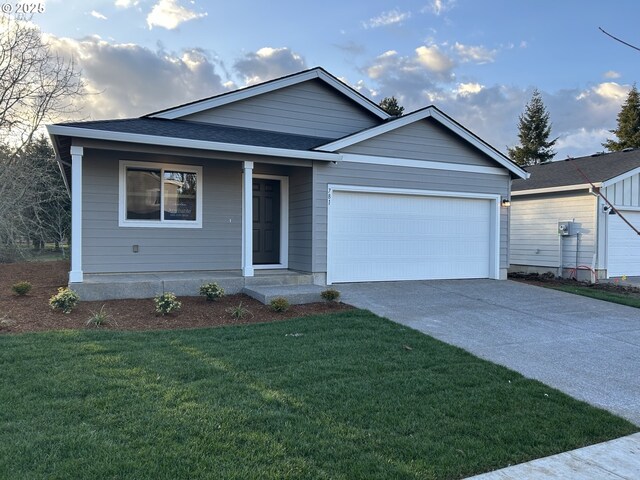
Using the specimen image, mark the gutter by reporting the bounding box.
[46,125,343,162]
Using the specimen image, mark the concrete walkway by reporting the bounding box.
[338,279,640,478]
[468,433,640,479]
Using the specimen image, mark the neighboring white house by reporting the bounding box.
[510,150,640,281]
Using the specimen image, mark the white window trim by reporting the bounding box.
[252,174,289,270]
[119,160,203,228]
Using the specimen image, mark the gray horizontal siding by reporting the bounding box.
[183,79,380,139]
[312,161,510,274]
[82,149,243,274]
[341,119,496,167]
[510,192,596,269]
[288,167,313,272]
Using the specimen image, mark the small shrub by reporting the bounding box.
[49,287,80,314]
[12,281,32,296]
[154,292,181,316]
[270,297,290,313]
[320,288,340,302]
[199,282,225,301]
[225,302,252,320]
[86,305,109,328]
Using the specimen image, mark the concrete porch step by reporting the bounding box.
[245,271,315,287]
[242,284,327,305]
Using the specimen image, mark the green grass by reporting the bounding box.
[0,311,636,480]
[549,285,640,308]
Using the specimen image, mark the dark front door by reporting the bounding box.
[253,179,280,265]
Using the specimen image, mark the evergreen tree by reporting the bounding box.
[602,84,640,151]
[379,96,404,116]
[507,89,557,166]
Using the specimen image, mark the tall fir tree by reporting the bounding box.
[507,89,557,166]
[602,84,640,151]
[379,96,404,116]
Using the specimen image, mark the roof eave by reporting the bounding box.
[47,125,343,162]
[511,183,600,196]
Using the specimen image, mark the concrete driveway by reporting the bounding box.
[338,280,640,426]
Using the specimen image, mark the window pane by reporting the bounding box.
[164,171,197,221]
[126,168,161,220]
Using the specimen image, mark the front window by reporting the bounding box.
[120,161,202,228]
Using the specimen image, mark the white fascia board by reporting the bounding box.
[341,153,509,176]
[511,183,598,196]
[149,69,389,120]
[601,165,640,188]
[47,125,342,162]
[316,107,529,180]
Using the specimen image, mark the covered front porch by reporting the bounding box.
[61,141,328,296]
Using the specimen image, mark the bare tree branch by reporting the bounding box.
[0,15,83,159]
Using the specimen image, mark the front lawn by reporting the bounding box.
[548,284,640,308]
[0,311,636,479]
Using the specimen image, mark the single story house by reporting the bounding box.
[510,150,640,281]
[47,67,527,299]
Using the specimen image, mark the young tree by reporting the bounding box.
[379,96,404,116]
[602,84,640,151]
[507,89,557,166]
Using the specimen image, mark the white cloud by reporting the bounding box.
[455,82,483,96]
[604,70,621,79]
[115,0,138,7]
[519,40,528,49]
[454,42,496,64]
[593,82,629,101]
[555,128,610,156]
[233,47,306,86]
[422,0,455,15]
[363,9,411,29]
[46,35,229,119]
[415,45,455,73]
[146,0,207,30]
[90,10,108,20]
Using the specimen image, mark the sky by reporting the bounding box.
[11,0,640,158]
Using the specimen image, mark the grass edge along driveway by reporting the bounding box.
[0,310,636,480]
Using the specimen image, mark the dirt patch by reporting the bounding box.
[509,272,640,298]
[0,261,353,334]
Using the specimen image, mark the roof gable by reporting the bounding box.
[512,149,640,192]
[177,79,382,139]
[147,67,390,121]
[316,106,528,179]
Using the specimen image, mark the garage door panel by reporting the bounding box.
[608,211,640,277]
[328,190,493,283]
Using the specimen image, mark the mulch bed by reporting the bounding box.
[509,272,640,297]
[0,261,353,334]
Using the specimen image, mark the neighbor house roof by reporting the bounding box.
[512,149,640,194]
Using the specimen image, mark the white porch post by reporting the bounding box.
[69,146,84,283]
[242,161,254,277]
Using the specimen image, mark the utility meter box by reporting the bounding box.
[558,221,577,236]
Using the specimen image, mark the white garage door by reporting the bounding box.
[608,210,640,277]
[327,189,496,283]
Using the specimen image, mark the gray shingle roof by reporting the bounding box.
[512,149,640,191]
[57,118,333,151]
